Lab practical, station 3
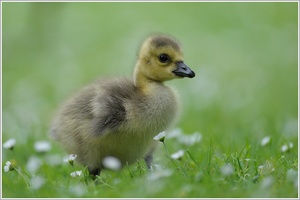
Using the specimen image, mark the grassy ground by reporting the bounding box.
[2,2,298,198]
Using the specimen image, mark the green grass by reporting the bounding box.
[2,2,298,198]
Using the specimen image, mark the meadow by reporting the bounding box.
[2,2,298,198]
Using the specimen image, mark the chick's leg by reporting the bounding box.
[89,167,101,177]
[144,154,153,170]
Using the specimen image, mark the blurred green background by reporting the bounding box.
[2,2,298,198]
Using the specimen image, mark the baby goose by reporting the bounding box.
[50,35,195,176]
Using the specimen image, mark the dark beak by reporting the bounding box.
[173,62,195,78]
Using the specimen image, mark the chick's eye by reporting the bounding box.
[158,54,170,63]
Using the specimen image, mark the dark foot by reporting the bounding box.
[89,168,101,177]
[144,154,153,170]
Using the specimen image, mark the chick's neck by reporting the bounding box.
[133,64,164,95]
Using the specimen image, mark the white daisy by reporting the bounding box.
[171,149,185,160]
[26,156,42,174]
[34,141,52,153]
[63,154,77,166]
[147,168,173,181]
[220,163,234,176]
[261,136,271,146]
[4,161,13,172]
[281,142,294,153]
[30,176,45,190]
[286,169,298,189]
[70,170,82,177]
[260,176,274,189]
[3,138,16,150]
[153,131,166,143]
[179,132,202,146]
[69,184,86,196]
[281,144,288,152]
[102,156,122,171]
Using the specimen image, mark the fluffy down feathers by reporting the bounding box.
[50,35,195,175]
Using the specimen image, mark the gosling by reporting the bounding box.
[50,35,195,176]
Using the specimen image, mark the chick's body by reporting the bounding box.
[50,35,195,175]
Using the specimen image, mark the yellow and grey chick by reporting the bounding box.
[50,35,195,176]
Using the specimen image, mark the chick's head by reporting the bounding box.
[136,35,195,82]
